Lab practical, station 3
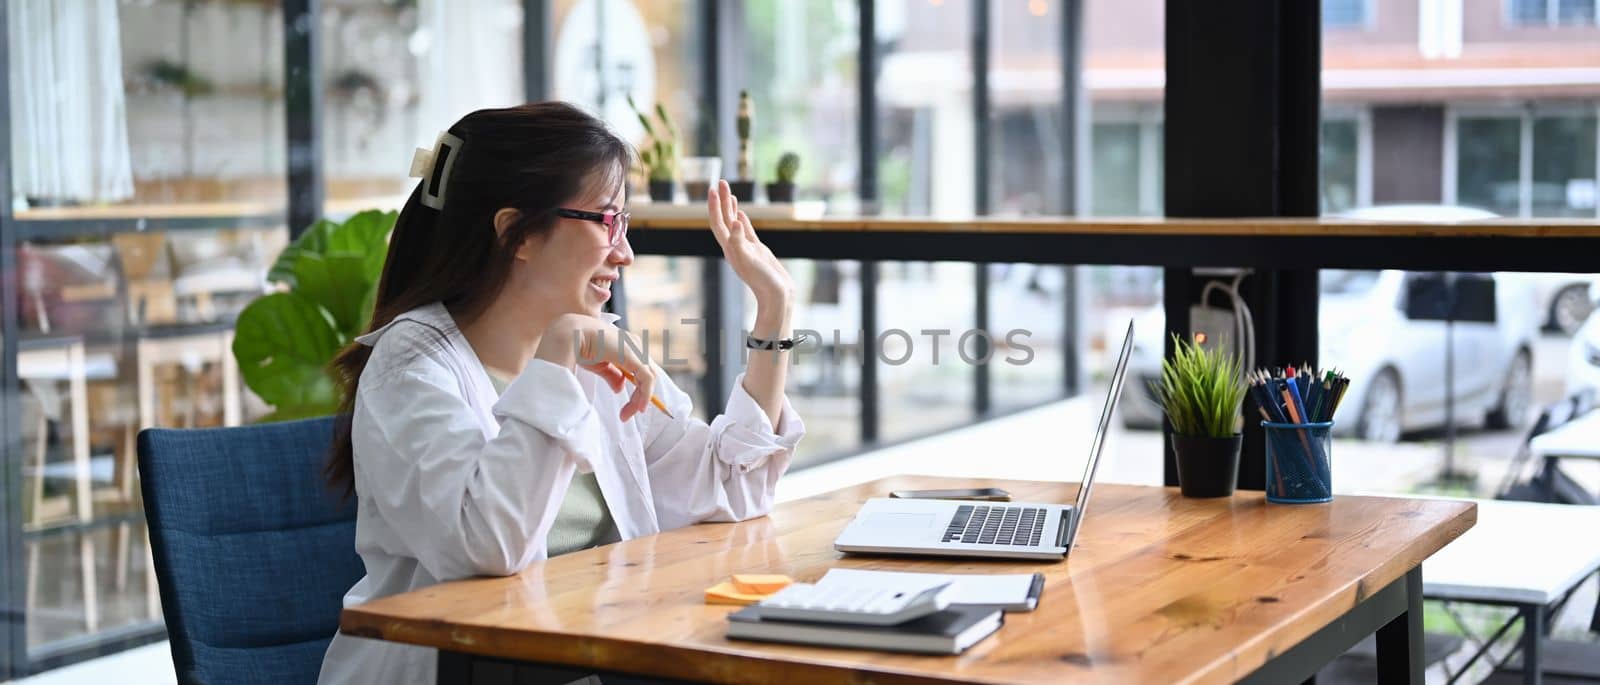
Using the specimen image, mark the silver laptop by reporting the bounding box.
[834,320,1134,561]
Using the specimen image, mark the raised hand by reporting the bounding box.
[707,180,795,309]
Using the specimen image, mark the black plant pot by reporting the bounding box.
[648,179,677,204]
[765,182,795,203]
[1171,433,1242,498]
[728,180,755,202]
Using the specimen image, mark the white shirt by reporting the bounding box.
[317,303,804,685]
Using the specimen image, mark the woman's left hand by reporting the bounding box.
[707,180,795,309]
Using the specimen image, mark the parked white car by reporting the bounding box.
[1340,205,1593,334]
[1565,279,1600,398]
[1121,270,1540,442]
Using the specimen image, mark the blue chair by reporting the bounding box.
[138,416,363,685]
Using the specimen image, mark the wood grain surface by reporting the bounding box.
[340,475,1475,685]
[16,203,1598,238]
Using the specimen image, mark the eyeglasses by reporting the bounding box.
[555,208,629,247]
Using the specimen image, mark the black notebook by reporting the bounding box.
[725,604,1003,655]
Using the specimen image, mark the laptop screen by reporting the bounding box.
[1066,320,1135,548]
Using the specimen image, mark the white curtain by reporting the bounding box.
[8,0,134,204]
[416,0,523,144]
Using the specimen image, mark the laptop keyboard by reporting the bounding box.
[942,505,1048,546]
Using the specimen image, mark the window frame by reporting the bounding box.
[1088,102,1164,217]
[1444,102,1600,218]
[1505,0,1600,27]
[1322,106,1374,212]
[1323,0,1375,30]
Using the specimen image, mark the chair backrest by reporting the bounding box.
[138,416,362,685]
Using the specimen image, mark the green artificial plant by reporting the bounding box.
[1150,335,1246,438]
[775,151,800,184]
[232,209,397,421]
[627,95,679,182]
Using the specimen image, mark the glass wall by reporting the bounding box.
[9,0,288,661]
[552,0,711,413]
[320,0,525,213]
[873,1,977,439]
[1323,3,1600,680]
[18,0,1596,677]
[989,0,1068,411]
[740,1,862,459]
[1080,0,1165,454]
[876,0,972,218]
[1455,115,1523,216]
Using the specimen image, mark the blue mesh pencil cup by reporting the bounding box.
[1263,420,1334,504]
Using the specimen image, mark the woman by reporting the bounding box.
[317,103,803,684]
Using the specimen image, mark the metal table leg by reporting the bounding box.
[1377,567,1425,683]
[1521,604,1544,685]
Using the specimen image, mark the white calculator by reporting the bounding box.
[755,581,951,626]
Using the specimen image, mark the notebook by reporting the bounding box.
[817,569,1045,612]
[725,604,1003,655]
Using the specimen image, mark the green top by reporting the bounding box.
[485,368,620,557]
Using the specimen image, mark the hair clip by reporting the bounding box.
[408,130,464,210]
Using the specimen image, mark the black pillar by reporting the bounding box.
[0,0,23,675]
[284,0,325,238]
[1164,0,1321,490]
[1059,0,1085,395]
[695,0,745,414]
[859,0,881,443]
[972,0,992,415]
[522,0,551,102]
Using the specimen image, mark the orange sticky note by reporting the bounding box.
[704,581,767,606]
[730,574,792,595]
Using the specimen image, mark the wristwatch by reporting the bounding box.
[746,333,809,350]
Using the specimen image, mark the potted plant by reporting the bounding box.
[232,210,397,420]
[729,90,756,202]
[1152,335,1247,498]
[766,151,799,203]
[628,96,679,203]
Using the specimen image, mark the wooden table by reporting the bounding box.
[625,215,1600,272]
[340,476,1474,684]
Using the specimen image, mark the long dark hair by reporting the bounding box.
[327,102,632,496]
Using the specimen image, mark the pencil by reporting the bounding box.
[617,367,674,419]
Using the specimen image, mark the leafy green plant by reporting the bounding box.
[145,59,213,97]
[233,210,397,421]
[627,96,679,182]
[1151,335,1246,438]
[775,152,800,184]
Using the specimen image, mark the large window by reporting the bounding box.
[1321,116,1365,214]
[1454,115,1523,216]
[743,0,859,208]
[1509,0,1599,26]
[9,0,289,661]
[872,1,976,440]
[1451,108,1600,219]
[987,0,1069,411]
[1325,10,1600,680]
[322,0,525,213]
[1532,112,1599,218]
[554,0,710,413]
[1323,0,1370,28]
[738,1,862,458]
[876,0,972,218]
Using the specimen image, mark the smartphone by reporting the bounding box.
[888,488,1011,502]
